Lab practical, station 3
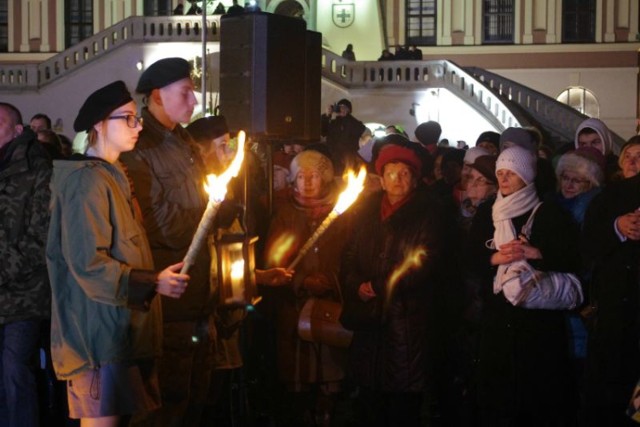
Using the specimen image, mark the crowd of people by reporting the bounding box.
[2,55,640,427]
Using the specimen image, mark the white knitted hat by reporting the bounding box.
[289,150,334,184]
[496,146,536,185]
[464,146,490,165]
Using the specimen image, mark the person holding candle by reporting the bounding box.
[340,135,457,426]
[46,80,190,426]
[120,57,215,426]
[264,149,353,427]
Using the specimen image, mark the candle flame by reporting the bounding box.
[386,246,428,301]
[230,260,245,281]
[334,166,367,214]
[204,130,246,202]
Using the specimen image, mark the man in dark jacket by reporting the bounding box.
[120,58,214,426]
[321,98,366,174]
[0,103,52,427]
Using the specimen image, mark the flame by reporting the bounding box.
[386,246,428,301]
[334,165,367,214]
[267,232,297,266]
[203,130,246,202]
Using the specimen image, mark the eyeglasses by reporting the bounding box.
[107,115,143,128]
[560,174,588,185]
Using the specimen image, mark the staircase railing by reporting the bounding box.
[0,15,221,91]
[321,49,528,131]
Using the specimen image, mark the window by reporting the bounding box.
[144,0,173,16]
[0,0,7,52]
[562,0,595,43]
[483,0,514,44]
[406,0,436,46]
[556,87,599,118]
[65,0,93,48]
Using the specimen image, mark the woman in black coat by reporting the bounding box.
[467,146,581,426]
[582,172,640,426]
[341,139,457,426]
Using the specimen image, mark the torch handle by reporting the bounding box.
[181,200,221,275]
[287,211,338,270]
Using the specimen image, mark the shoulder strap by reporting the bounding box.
[521,202,543,240]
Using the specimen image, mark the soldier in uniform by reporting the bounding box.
[0,102,52,426]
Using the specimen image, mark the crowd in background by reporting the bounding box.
[2,56,640,427]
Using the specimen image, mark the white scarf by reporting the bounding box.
[491,183,539,294]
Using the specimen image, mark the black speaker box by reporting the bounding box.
[220,12,312,139]
[300,30,321,141]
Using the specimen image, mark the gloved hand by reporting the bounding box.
[302,273,333,296]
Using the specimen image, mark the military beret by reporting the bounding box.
[73,80,133,132]
[136,57,192,94]
[187,116,229,144]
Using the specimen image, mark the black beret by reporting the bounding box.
[73,80,133,132]
[186,116,229,144]
[136,57,192,94]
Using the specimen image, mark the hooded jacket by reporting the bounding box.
[574,118,614,156]
[47,156,161,379]
[0,129,52,324]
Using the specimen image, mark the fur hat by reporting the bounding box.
[496,146,537,185]
[73,80,133,132]
[556,149,605,188]
[136,57,192,94]
[186,116,229,144]
[464,146,490,165]
[414,121,442,146]
[289,150,334,184]
[470,155,497,185]
[500,127,537,153]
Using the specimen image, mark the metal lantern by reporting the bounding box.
[215,234,259,307]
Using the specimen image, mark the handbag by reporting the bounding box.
[297,297,353,348]
[499,203,584,310]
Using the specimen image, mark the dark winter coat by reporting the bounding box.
[0,129,51,324]
[120,108,213,322]
[321,113,365,172]
[341,187,454,393]
[264,186,352,384]
[467,196,581,419]
[582,173,640,417]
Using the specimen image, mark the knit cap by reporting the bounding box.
[496,146,537,185]
[289,150,334,184]
[500,127,537,153]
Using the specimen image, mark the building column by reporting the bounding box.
[20,0,29,51]
[41,0,50,51]
[522,0,533,44]
[630,0,639,41]
[604,0,615,41]
[463,0,474,44]
[546,0,558,43]
[473,0,482,44]
[440,0,452,45]
[595,0,603,42]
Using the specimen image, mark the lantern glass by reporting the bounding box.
[216,234,258,306]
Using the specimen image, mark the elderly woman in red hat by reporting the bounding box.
[47,81,190,426]
[340,135,456,426]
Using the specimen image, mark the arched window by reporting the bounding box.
[65,0,93,48]
[562,0,595,42]
[0,0,7,52]
[556,87,599,118]
[483,0,514,44]
[274,0,305,19]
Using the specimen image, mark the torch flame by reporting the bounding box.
[204,130,246,202]
[386,247,428,302]
[333,165,367,214]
